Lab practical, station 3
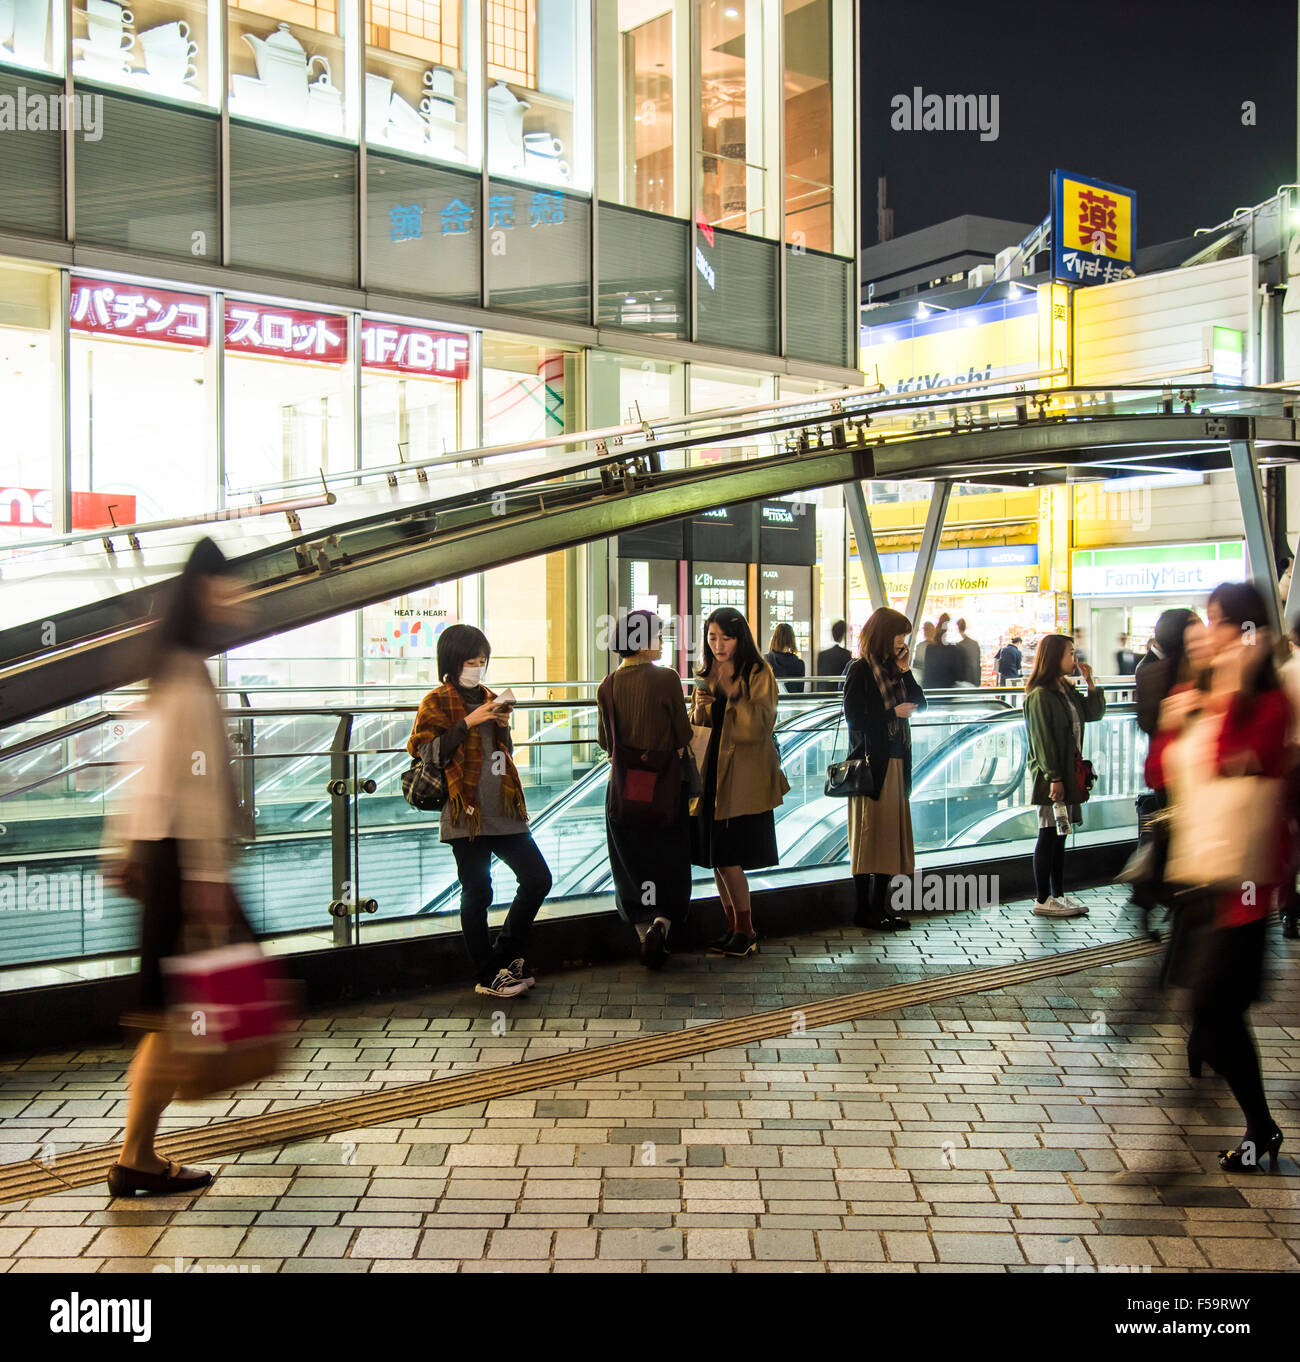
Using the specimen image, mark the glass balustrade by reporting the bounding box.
[0,686,1146,974]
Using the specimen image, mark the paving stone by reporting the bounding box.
[686,1229,751,1260]
[599,1229,683,1260]
[417,1228,487,1259]
[931,1233,1025,1265]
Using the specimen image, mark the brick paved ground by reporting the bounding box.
[0,887,1140,1162]
[1,886,1297,1273]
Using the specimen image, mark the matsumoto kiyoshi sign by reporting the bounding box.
[1071,542,1246,596]
[1051,169,1136,286]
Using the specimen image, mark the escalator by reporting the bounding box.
[2,383,1282,729]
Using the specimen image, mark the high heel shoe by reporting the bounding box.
[1218,1126,1283,1172]
[721,931,758,958]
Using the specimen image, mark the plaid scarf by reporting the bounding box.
[407,682,527,838]
[868,653,910,710]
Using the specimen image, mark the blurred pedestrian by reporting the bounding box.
[1024,633,1106,917]
[690,607,789,958]
[407,624,551,998]
[844,608,926,931]
[1130,609,1201,937]
[922,613,966,689]
[912,621,935,685]
[1153,582,1289,1171]
[103,537,254,1197]
[597,610,692,968]
[956,618,981,685]
[1276,621,1300,940]
[1116,633,1139,676]
[765,622,806,694]
[815,619,853,693]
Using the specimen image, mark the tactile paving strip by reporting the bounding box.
[0,935,1162,1202]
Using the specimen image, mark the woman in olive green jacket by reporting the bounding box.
[1024,633,1105,919]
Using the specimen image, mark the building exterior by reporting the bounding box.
[851,191,1300,672]
[0,0,859,693]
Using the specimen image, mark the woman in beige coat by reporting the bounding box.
[690,607,789,957]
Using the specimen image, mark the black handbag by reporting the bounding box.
[401,744,447,812]
[824,712,874,799]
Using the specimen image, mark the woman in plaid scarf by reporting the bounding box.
[407,625,551,998]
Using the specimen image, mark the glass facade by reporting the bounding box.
[0,1,855,358]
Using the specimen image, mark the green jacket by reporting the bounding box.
[1025,682,1106,808]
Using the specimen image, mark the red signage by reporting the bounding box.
[360,320,470,379]
[224,299,349,363]
[695,207,715,248]
[0,488,137,530]
[69,276,210,346]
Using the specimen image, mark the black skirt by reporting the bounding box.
[605,786,692,925]
[1163,891,1268,1010]
[691,695,779,872]
[127,838,255,1029]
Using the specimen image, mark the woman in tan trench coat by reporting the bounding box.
[690,607,789,958]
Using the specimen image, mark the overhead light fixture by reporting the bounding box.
[725,6,738,15]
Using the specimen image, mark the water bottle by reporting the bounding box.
[1053,800,1070,836]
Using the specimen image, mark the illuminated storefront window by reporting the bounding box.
[782,0,852,256]
[596,0,686,218]
[0,0,65,76]
[68,271,216,524]
[228,0,355,138]
[365,0,481,167]
[0,259,61,541]
[72,0,221,107]
[486,0,591,191]
[222,294,354,490]
[360,314,471,468]
[698,0,776,239]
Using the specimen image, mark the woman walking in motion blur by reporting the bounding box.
[1151,583,1290,1172]
[104,537,254,1196]
[690,607,789,958]
[1024,633,1106,918]
[843,608,925,931]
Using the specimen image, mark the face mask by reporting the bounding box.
[458,664,484,688]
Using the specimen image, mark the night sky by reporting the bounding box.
[860,0,1298,246]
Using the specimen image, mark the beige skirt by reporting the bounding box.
[847,760,915,875]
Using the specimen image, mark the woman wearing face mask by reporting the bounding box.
[1150,583,1290,1172]
[407,624,552,998]
[690,607,789,957]
[103,537,256,1197]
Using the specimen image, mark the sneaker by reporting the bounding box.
[1057,895,1090,914]
[640,921,669,970]
[503,958,535,988]
[1033,897,1086,919]
[475,969,529,998]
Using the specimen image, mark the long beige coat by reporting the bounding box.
[690,662,790,820]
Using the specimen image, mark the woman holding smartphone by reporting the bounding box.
[407,624,552,998]
[690,607,789,958]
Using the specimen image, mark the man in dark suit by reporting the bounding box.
[815,620,853,692]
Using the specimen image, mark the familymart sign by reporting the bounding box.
[1071,541,1246,596]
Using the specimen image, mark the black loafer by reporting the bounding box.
[721,932,758,958]
[641,921,669,969]
[707,930,734,953]
[107,1159,214,1197]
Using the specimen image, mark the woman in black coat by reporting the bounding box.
[843,607,927,931]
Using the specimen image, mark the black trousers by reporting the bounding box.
[1033,827,1067,902]
[450,832,552,984]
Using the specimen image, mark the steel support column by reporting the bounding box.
[844,481,887,612]
[904,482,952,633]
[1229,439,1282,635]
